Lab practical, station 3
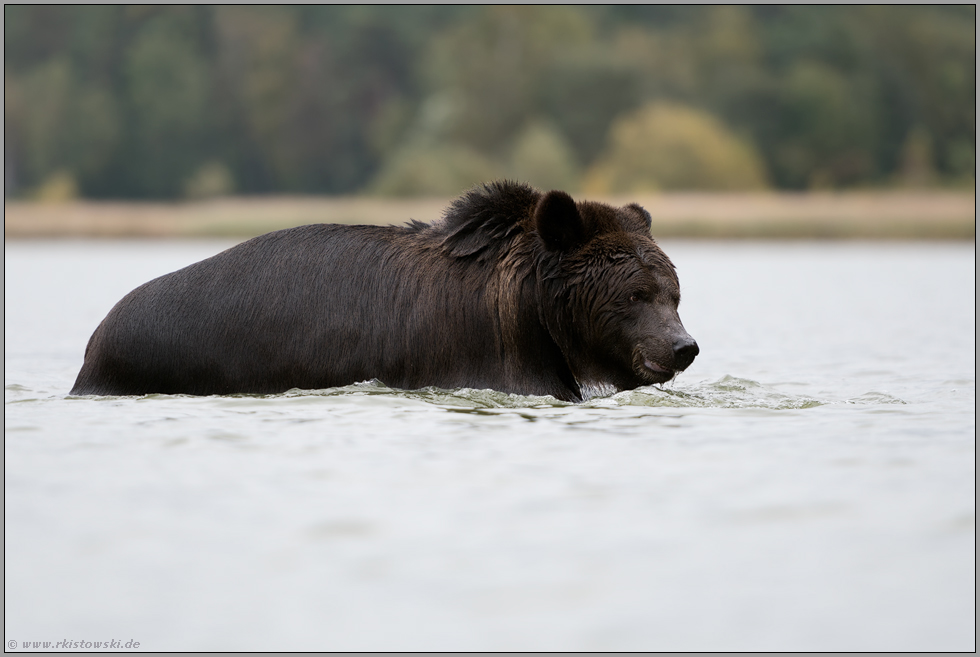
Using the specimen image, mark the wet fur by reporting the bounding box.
[71,181,695,401]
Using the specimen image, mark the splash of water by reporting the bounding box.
[274,376,901,411]
[35,375,907,411]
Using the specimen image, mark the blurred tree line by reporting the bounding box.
[4,5,975,199]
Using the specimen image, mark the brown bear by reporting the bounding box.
[70,181,698,401]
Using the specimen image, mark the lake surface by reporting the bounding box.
[4,238,975,651]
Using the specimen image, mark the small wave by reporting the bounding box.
[288,380,571,409]
[46,376,907,411]
[590,375,826,410]
[288,376,827,411]
[842,391,908,405]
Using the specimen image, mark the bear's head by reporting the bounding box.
[533,190,698,396]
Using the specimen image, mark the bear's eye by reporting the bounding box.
[628,291,645,304]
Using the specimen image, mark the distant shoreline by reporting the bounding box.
[4,191,975,240]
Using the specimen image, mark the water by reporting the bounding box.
[4,238,975,651]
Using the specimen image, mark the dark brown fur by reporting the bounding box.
[70,181,697,401]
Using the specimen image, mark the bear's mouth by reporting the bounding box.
[640,358,675,383]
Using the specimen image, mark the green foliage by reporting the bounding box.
[33,170,79,203]
[369,143,500,197]
[583,102,769,193]
[536,56,643,166]
[508,121,581,192]
[420,6,593,156]
[123,11,211,197]
[6,58,120,193]
[4,5,975,198]
[368,113,580,197]
[184,162,236,199]
[771,60,877,188]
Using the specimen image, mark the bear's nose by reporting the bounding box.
[672,337,699,370]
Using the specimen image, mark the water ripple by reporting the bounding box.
[6,375,910,414]
[269,376,841,411]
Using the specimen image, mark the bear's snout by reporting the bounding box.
[672,336,699,370]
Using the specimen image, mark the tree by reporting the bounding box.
[583,102,769,193]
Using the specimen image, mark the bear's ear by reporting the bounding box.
[534,190,588,252]
[624,203,652,233]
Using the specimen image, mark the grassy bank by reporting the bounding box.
[4,191,975,240]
